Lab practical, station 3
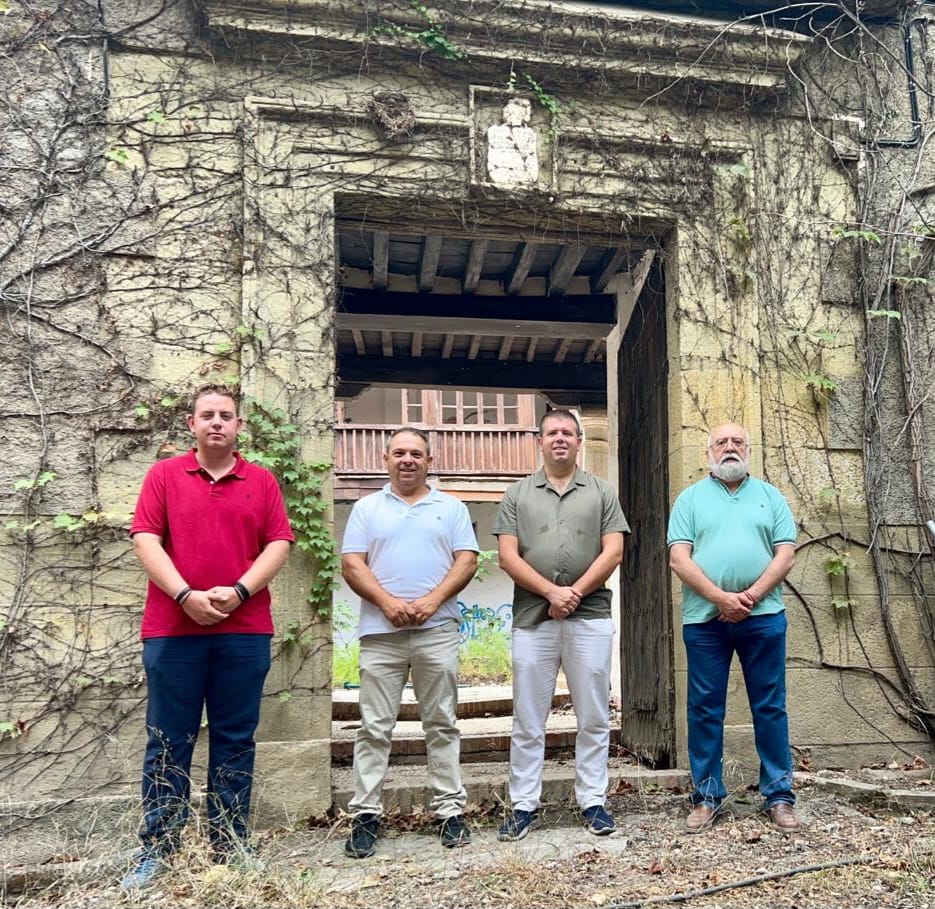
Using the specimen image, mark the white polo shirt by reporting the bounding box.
[342,484,479,637]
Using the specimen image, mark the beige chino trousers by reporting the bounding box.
[349,620,466,819]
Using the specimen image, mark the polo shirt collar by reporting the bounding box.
[534,467,587,489]
[381,481,439,504]
[183,448,248,480]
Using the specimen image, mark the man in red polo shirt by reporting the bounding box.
[121,384,294,889]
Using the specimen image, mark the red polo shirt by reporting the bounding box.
[130,449,295,638]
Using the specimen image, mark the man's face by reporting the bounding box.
[187,393,242,455]
[707,423,750,483]
[384,431,432,495]
[538,416,581,469]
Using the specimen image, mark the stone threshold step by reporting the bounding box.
[331,758,689,814]
[332,685,570,721]
[331,713,620,766]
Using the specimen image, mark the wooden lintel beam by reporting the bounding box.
[338,354,605,395]
[340,289,616,325]
[554,338,574,364]
[381,329,393,358]
[549,244,587,296]
[411,331,423,357]
[418,235,443,292]
[336,311,611,340]
[526,337,539,362]
[506,242,539,295]
[463,239,489,294]
[372,230,389,290]
[351,328,366,356]
[591,246,628,293]
[498,336,514,361]
[468,335,483,360]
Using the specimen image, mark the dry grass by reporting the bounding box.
[7,784,935,908]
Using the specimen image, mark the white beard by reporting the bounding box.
[710,454,749,484]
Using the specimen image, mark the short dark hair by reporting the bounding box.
[538,409,581,437]
[385,426,432,456]
[191,383,241,413]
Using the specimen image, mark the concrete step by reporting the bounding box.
[331,757,689,814]
[332,684,571,721]
[332,712,622,764]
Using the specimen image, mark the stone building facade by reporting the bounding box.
[1,0,934,822]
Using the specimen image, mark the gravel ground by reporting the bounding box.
[7,776,935,909]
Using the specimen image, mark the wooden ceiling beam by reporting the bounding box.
[468,335,483,359]
[372,230,389,290]
[554,338,573,364]
[583,338,602,363]
[506,242,538,295]
[462,238,489,294]
[351,328,366,356]
[591,246,628,292]
[441,334,455,359]
[548,244,587,296]
[498,336,514,361]
[411,331,423,357]
[418,235,443,292]
[526,337,538,362]
[381,329,393,358]
[337,312,611,339]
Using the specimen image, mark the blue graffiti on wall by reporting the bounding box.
[458,601,513,644]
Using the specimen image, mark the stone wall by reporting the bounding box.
[2,0,934,820]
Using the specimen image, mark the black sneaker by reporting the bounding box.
[439,814,471,848]
[344,813,379,859]
[498,808,541,842]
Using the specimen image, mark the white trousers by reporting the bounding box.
[510,617,614,812]
[349,621,467,819]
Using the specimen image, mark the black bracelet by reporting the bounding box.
[233,581,250,603]
[174,585,192,605]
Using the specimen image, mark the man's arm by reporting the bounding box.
[669,542,753,623]
[132,531,228,626]
[409,550,478,625]
[745,544,795,604]
[570,532,624,604]
[498,534,581,615]
[342,552,415,628]
[207,539,293,614]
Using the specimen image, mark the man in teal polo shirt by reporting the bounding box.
[668,422,799,834]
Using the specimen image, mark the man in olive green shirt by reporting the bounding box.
[493,410,629,841]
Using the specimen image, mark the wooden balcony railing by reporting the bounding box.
[334,423,540,477]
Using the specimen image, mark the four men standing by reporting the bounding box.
[126,398,798,875]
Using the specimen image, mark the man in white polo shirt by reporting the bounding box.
[341,427,479,858]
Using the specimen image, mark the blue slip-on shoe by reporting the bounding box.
[498,809,541,842]
[582,804,616,836]
[120,853,167,890]
[439,814,472,848]
[344,813,379,859]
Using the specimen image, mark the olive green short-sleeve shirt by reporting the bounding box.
[492,468,630,628]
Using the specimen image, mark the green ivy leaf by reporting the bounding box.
[867,309,901,320]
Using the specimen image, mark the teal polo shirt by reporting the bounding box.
[666,475,796,625]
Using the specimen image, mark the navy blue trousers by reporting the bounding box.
[140,634,271,855]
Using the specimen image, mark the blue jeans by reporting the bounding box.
[682,611,794,809]
[140,634,271,855]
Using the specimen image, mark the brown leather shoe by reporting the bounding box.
[768,802,801,831]
[684,804,716,834]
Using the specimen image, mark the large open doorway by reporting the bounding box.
[329,198,674,766]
